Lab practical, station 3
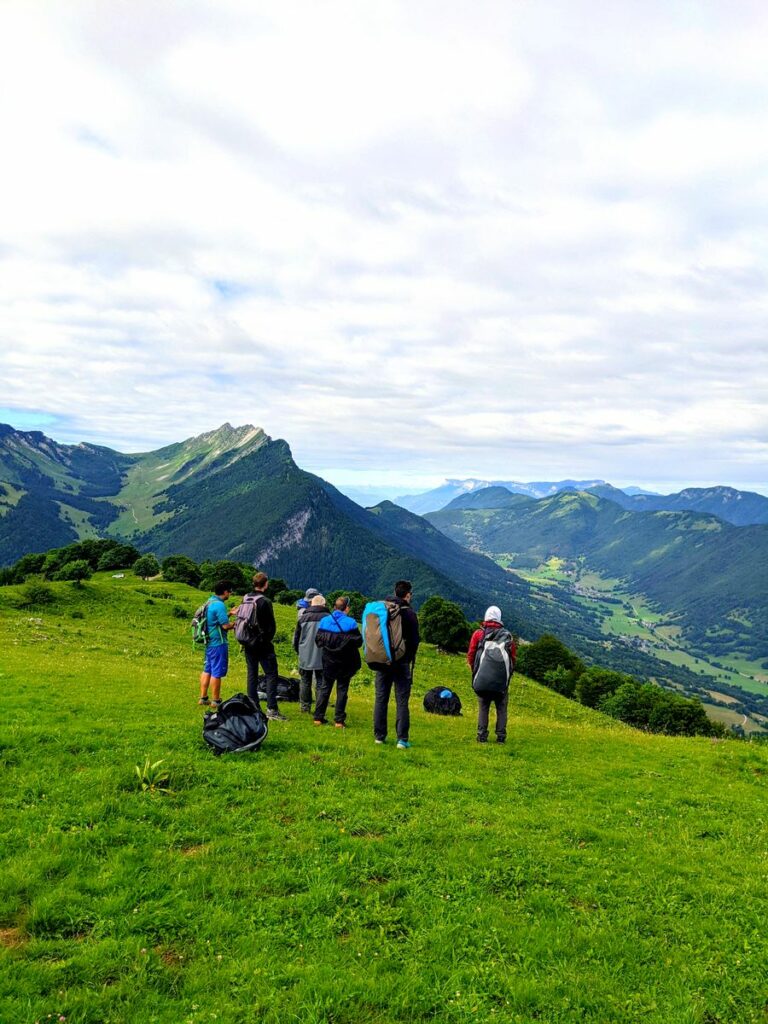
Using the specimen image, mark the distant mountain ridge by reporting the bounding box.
[587,483,768,526]
[421,478,768,526]
[395,478,607,514]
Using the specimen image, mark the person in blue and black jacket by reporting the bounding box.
[313,596,363,728]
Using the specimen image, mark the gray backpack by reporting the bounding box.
[472,627,513,695]
[234,593,264,647]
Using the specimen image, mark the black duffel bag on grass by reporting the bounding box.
[202,692,268,755]
[423,686,463,716]
[256,674,300,702]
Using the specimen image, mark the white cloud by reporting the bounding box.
[0,0,766,490]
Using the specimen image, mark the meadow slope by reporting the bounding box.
[1,575,767,1024]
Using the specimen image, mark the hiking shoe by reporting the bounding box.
[396,740,412,750]
[211,699,222,709]
[313,719,327,726]
[477,737,487,744]
[374,739,386,745]
[266,710,288,721]
[334,722,346,729]
[198,697,210,706]
[496,738,506,744]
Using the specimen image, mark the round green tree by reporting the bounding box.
[54,559,93,584]
[133,554,161,580]
[419,595,472,653]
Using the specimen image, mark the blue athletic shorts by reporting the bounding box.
[203,643,229,678]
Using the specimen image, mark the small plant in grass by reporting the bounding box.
[71,610,84,619]
[134,757,172,794]
[171,605,188,619]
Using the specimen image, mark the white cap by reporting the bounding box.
[484,605,502,622]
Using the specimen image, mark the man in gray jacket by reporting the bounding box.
[292,593,327,713]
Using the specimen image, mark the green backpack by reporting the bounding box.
[191,600,212,646]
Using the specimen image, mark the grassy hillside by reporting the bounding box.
[2,575,768,1023]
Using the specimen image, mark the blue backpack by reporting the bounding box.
[362,600,406,666]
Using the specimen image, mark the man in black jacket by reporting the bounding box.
[239,572,287,722]
[314,596,363,727]
[372,580,420,749]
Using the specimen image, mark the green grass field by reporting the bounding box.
[2,575,768,1023]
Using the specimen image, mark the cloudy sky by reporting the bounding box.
[1,0,767,496]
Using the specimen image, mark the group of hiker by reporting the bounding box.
[197,573,516,747]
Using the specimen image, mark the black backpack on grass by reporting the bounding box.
[202,693,268,755]
[256,675,300,702]
[423,686,463,716]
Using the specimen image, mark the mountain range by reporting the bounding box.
[395,478,608,515]
[402,476,768,526]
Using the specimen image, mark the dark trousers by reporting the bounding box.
[314,672,352,724]
[373,661,412,742]
[299,668,322,711]
[243,643,279,711]
[477,690,508,742]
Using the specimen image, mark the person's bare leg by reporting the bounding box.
[199,671,211,700]
[210,676,222,702]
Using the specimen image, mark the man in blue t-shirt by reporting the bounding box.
[198,580,235,708]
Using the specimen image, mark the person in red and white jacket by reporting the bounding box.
[467,606,517,743]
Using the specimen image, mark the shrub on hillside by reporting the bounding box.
[161,555,202,587]
[419,596,472,653]
[543,664,579,698]
[133,554,160,580]
[574,667,631,709]
[0,552,47,585]
[517,634,583,682]
[600,681,719,737]
[15,579,55,608]
[275,588,303,606]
